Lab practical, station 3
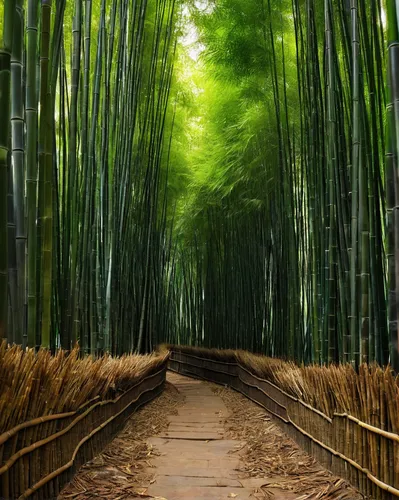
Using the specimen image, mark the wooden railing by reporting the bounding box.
[169,349,398,500]
[0,360,168,499]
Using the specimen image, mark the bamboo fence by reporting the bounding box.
[0,344,168,499]
[168,345,399,500]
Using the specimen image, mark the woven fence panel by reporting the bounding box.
[0,362,167,499]
[169,350,399,500]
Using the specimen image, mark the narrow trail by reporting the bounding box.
[145,373,295,499]
[60,372,361,499]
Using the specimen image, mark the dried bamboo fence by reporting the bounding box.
[0,353,168,499]
[168,345,399,500]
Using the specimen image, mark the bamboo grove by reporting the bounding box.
[163,0,399,371]
[0,0,179,353]
[2,0,399,370]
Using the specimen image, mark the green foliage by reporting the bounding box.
[165,0,391,367]
[2,0,396,370]
[3,0,180,354]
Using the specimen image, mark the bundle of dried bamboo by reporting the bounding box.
[169,345,399,497]
[169,345,399,433]
[0,341,168,434]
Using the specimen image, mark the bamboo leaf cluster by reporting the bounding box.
[165,0,397,369]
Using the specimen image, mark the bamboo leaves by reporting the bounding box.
[0,0,397,368]
[167,0,390,368]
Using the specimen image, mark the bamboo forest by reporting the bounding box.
[2,1,399,499]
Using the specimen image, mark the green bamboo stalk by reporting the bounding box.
[350,0,360,366]
[26,0,39,347]
[11,0,25,345]
[66,0,82,348]
[325,0,337,363]
[37,0,53,348]
[387,0,399,371]
[0,0,15,339]
[7,152,17,340]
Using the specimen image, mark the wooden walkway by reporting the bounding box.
[145,373,294,500]
[59,371,361,499]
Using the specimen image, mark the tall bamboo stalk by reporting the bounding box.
[387,0,399,371]
[25,0,39,348]
[11,0,25,344]
[165,0,389,368]
[0,0,15,339]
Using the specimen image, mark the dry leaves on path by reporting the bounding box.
[212,385,363,500]
[58,382,184,500]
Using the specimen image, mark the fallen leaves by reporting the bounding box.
[212,385,364,499]
[58,384,184,499]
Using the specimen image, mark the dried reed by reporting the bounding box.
[169,345,399,432]
[0,341,168,435]
[213,384,362,499]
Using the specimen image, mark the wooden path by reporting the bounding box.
[60,371,361,499]
[145,373,295,500]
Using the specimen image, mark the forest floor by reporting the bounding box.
[59,373,363,500]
